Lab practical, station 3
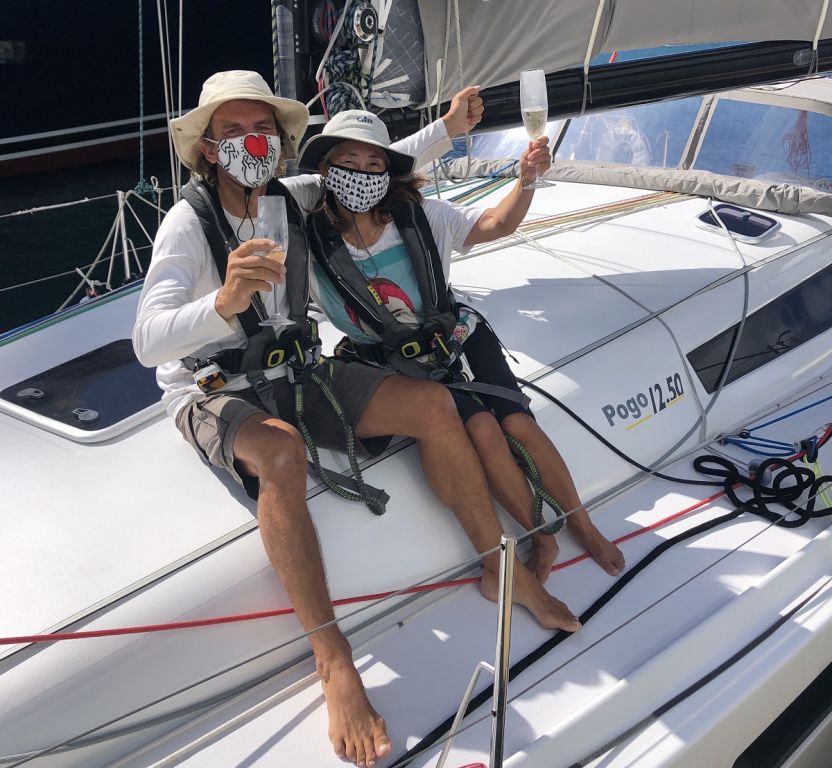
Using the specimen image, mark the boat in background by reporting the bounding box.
[2,2,832,766]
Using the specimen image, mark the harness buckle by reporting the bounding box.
[193,362,227,393]
[400,340,422,358]
[288,343,322,384]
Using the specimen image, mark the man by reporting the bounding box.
[133,70,578,768]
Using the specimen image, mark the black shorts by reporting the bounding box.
[451,321,533,424]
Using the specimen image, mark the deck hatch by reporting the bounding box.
[695,203,780,242]
[687,263,832,393]
[0,339,159,430]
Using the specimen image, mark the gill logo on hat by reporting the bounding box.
[356,115,374,124]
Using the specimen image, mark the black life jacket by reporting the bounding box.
[306,198,460,376]
[180,177,319,377]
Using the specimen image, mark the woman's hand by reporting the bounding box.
[441,86,484,137]
[519,136,552,186]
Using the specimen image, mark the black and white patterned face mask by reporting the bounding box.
[325,164,390,213]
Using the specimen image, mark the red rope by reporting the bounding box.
[4,433,826,647]
[0,491,727,646]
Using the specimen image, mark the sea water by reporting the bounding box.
[0,153,173,334]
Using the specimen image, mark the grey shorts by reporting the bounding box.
[175,358,395,499]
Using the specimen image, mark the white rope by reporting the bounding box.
[429,0,472,184]
[156,0,180,202]
[812,0,830,73]
[314,0,352,84]
[580,0,608,116]
[178,0,183,119]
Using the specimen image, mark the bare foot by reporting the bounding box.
[569,520,625,576]
[321,656,390,767]
[526,534,559,584]
[481,561,580,632]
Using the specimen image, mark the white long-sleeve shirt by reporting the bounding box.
[133,119,453,417]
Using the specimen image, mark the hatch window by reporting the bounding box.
[695,203,780,243]
[0,339,160,430]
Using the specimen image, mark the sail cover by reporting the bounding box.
[416,0,832,104]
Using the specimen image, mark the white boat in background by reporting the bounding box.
[2,2,832,767]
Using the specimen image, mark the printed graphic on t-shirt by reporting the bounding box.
[313,242,424,345]
[345,277,419,337]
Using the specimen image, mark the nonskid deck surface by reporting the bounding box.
[116,384,832,768]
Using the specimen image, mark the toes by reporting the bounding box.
[376,734,391,758]
[352,739,366,767]
[344,738,359,766]
[332,735,347,760]
[363,735,377,767]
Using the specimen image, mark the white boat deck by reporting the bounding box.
[1,179,831,767]
[118,387,832,768]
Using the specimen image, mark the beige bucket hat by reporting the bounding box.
[297,110,415,175]
[170,70,309,170]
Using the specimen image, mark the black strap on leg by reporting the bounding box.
[446,380,531,409]
[293,367,388,516]
[246,371,280,417]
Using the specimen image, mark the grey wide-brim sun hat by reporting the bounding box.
[297,110,416,175]
[170,70,309,170]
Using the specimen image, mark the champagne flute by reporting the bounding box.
[520,68,552,189]
[255,196,292,331]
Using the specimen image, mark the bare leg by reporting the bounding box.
[501,413,625,576]
[234,414,388,768]
[356,376,579,631]
[464,412,559,583]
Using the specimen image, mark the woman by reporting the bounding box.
[297,110,625,581]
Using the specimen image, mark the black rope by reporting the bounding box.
[517,377,720,487]
[390,442,832,767]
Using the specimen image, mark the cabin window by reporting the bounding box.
[0,339,160,430]
[687,263,832,393]
[693,100,832,189]
[556,98,702,168]
[463,120,566,162]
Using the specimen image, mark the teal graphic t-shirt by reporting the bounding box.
[313,239,423,345]
[309,210,482,352]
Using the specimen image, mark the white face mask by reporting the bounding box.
[206,133,281,188]
[325,164,390,213]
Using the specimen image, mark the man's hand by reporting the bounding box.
[519,136,551,186]
[215,238,286,321]
[441,85,484,138]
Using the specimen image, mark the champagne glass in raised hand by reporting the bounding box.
[520,68,552,189]
[255,195,292,332]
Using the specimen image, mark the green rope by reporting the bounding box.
[804,457,832,509]
[294,369,387,515]
[504,432,565,535]
[134,0,155,199]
